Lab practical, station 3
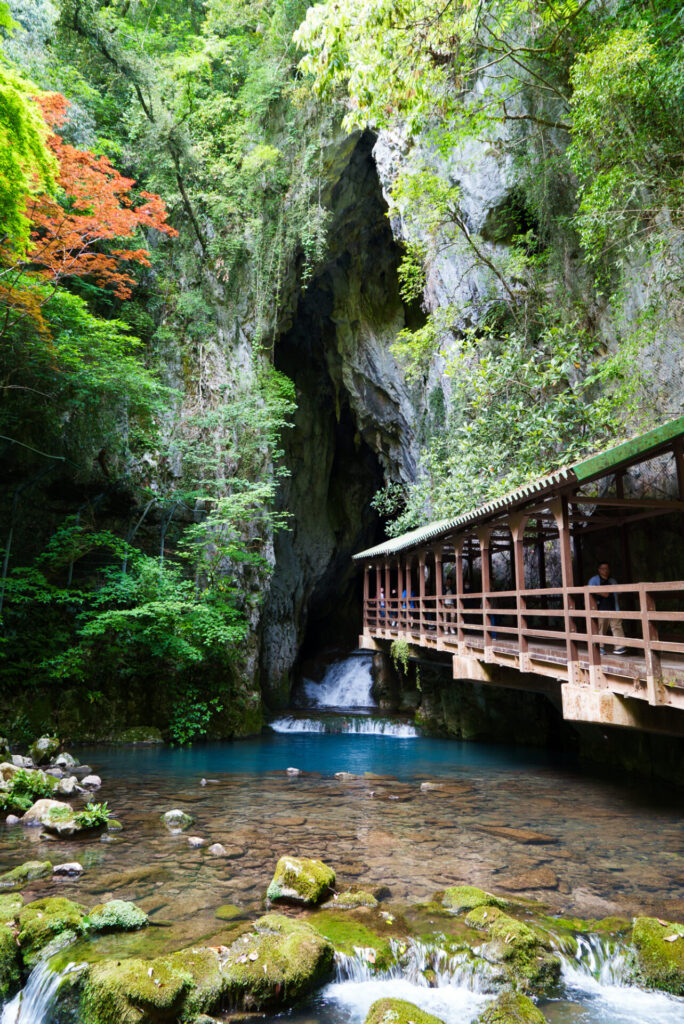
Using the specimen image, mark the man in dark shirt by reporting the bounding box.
[588,561,627,654]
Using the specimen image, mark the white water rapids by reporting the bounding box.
[303,655,376,708]
[269,716,418,737]
[1,960,83,1024]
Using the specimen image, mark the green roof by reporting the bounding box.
[353,415,684,560]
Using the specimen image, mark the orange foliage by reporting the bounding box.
[27,93,177,299]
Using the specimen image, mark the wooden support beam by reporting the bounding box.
[550,496,580,683]
[434,545,443,636]
[418,550,426,640]
[477,527,492,661]
[571,495,684,510]
[509,513,529,671]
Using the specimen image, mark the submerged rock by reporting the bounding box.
[29,735,60,765]
[365,998,446,1024]
[81,774,102,789]
[17,896,86,969]
[329,889,379,909]
[188,836,206,848]
[0,859,52,886]
[465,905,561,995]
[632,916,684,995]
[88,899,148,933]
[476,991,547,1023]
[267,856,335,905]
[208,843,227,856]
[442,885,506,914]
[162,808,194,832]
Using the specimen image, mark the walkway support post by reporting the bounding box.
[477,527,493,661]
[419,551,426,639]
[509,513,529,671]
[397,557,404,632]
[363,564,370,632]
[640,585,662,705]
[375,563,381,631]
[550,496,580,683]
[434,545,443,639]
[384,559,391,633]
[453,538,465,654]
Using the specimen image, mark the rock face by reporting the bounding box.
[267,856,335,906]
[632,916,684,994]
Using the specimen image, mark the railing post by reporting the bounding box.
[397,558,404,633]
[640,585,662,705]
[384,559,391,634]
[435,545,443,639]
[586,587,602,687]
[363,564,370,633]
[509,513,529,671]
[550,496,580,683]
[477,527,492,661]
[418,551,426,639]
[454,538,465,654]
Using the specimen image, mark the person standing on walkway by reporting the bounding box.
[588,561,627,654]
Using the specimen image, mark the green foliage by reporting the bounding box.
[74,801,110,829]
[0,768,55,813]
[390,638,410,675]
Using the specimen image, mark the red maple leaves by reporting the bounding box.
[27,93,177,299]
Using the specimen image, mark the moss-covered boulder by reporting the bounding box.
[222,913,335,1009]
[476,991,547,1023]
[309,910,394,970]
[331,890,379,910]
[0,860,52,887]
[29,736,60,765]
[465,906,560,995]
[18,896,87,968]
[632,916,684,995]
[266,856,335,905]
[87,900,148,934]
[0,923,21,1000]
[365,998,446,1024]
[81,955,192,1023]
[442,886,506,915]
[161,809,194,832]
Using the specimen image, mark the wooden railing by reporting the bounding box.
[363,581,684,702]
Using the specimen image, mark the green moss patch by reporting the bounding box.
[476,991,547,1023]
[442,886,507,915]
[0,860,52,887]
[18,896,87,969]
[87,900,149,934]
[81,955,192,1023]
[331,890,379,910]
[365,997,446,1024]
[632,916,684,995]
[465,906,560,995]
[0,923,21,1001]
[214,905,244,921]
[0,893,24,923]
[266,856,335,906]
[309,910,394,969]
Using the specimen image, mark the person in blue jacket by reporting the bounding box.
[588,561,627,654]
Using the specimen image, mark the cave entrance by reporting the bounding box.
[260,131,414,707]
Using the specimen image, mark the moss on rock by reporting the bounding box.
[81,955,192,1023]
[476,991,547,1023]
[88,900,149,934]
[0,923,21,1000]
[0,893,23,923]
[465,906,560,995]
[331,890,379,910]
[222,912,335,1010]
[0,860,52,887]
[214,905,243,921]
[364,997,446,1024]
[442,886,506,915]
[18,896,87,969]
[632,916,684,995]
[309,911,394,969]
[266,856,335,905]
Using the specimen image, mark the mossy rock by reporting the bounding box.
[18,896,87,969]
[632,916,684,995]
[266,856,335,905]
[107,820,123,832]
[29,735,60,765]
[331,890,379,910]
[442,886,506,915]
[81,955,192,1023]
[0,860,52,887]
[214,905,244,921]
[476,991,547,1023]
[0,923,21,1000]
[465,906,560,995]
[0,893,23,923]
[161,809,194,833]
[222,912,335,1010]
[309,910,394,970]
[88,900,149,934]
[365,997,446,1024]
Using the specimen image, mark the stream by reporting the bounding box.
[1,655,683,1023]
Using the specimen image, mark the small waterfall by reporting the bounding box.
[1,960,83,1024]
[557,932,629,986]
[302,656,375,708]
[269,715,418,738]
[334,938,493,992]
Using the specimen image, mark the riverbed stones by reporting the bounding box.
[53,751,79,769]
[476,991,547,1023]
[162,808,194,832]
[632,916,684,994]
[441,885,507,914]
[0,859,52,886]
[464,905,561,995]
[56,775,83,796]
[365,998,446,1024]
[496,867,558,892]
[475,825,556,845]
[208,843,227,856]
[29,735,60,765]
[188,836,206,847]
[81,774,102,789]
[267,856,335,905]
[88,899,149,933]
[18,896,86,968]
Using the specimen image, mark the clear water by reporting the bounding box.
[1,655,683,1024]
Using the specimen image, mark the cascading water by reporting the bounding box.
[1,960,83,1024]
[270,654,418,737]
